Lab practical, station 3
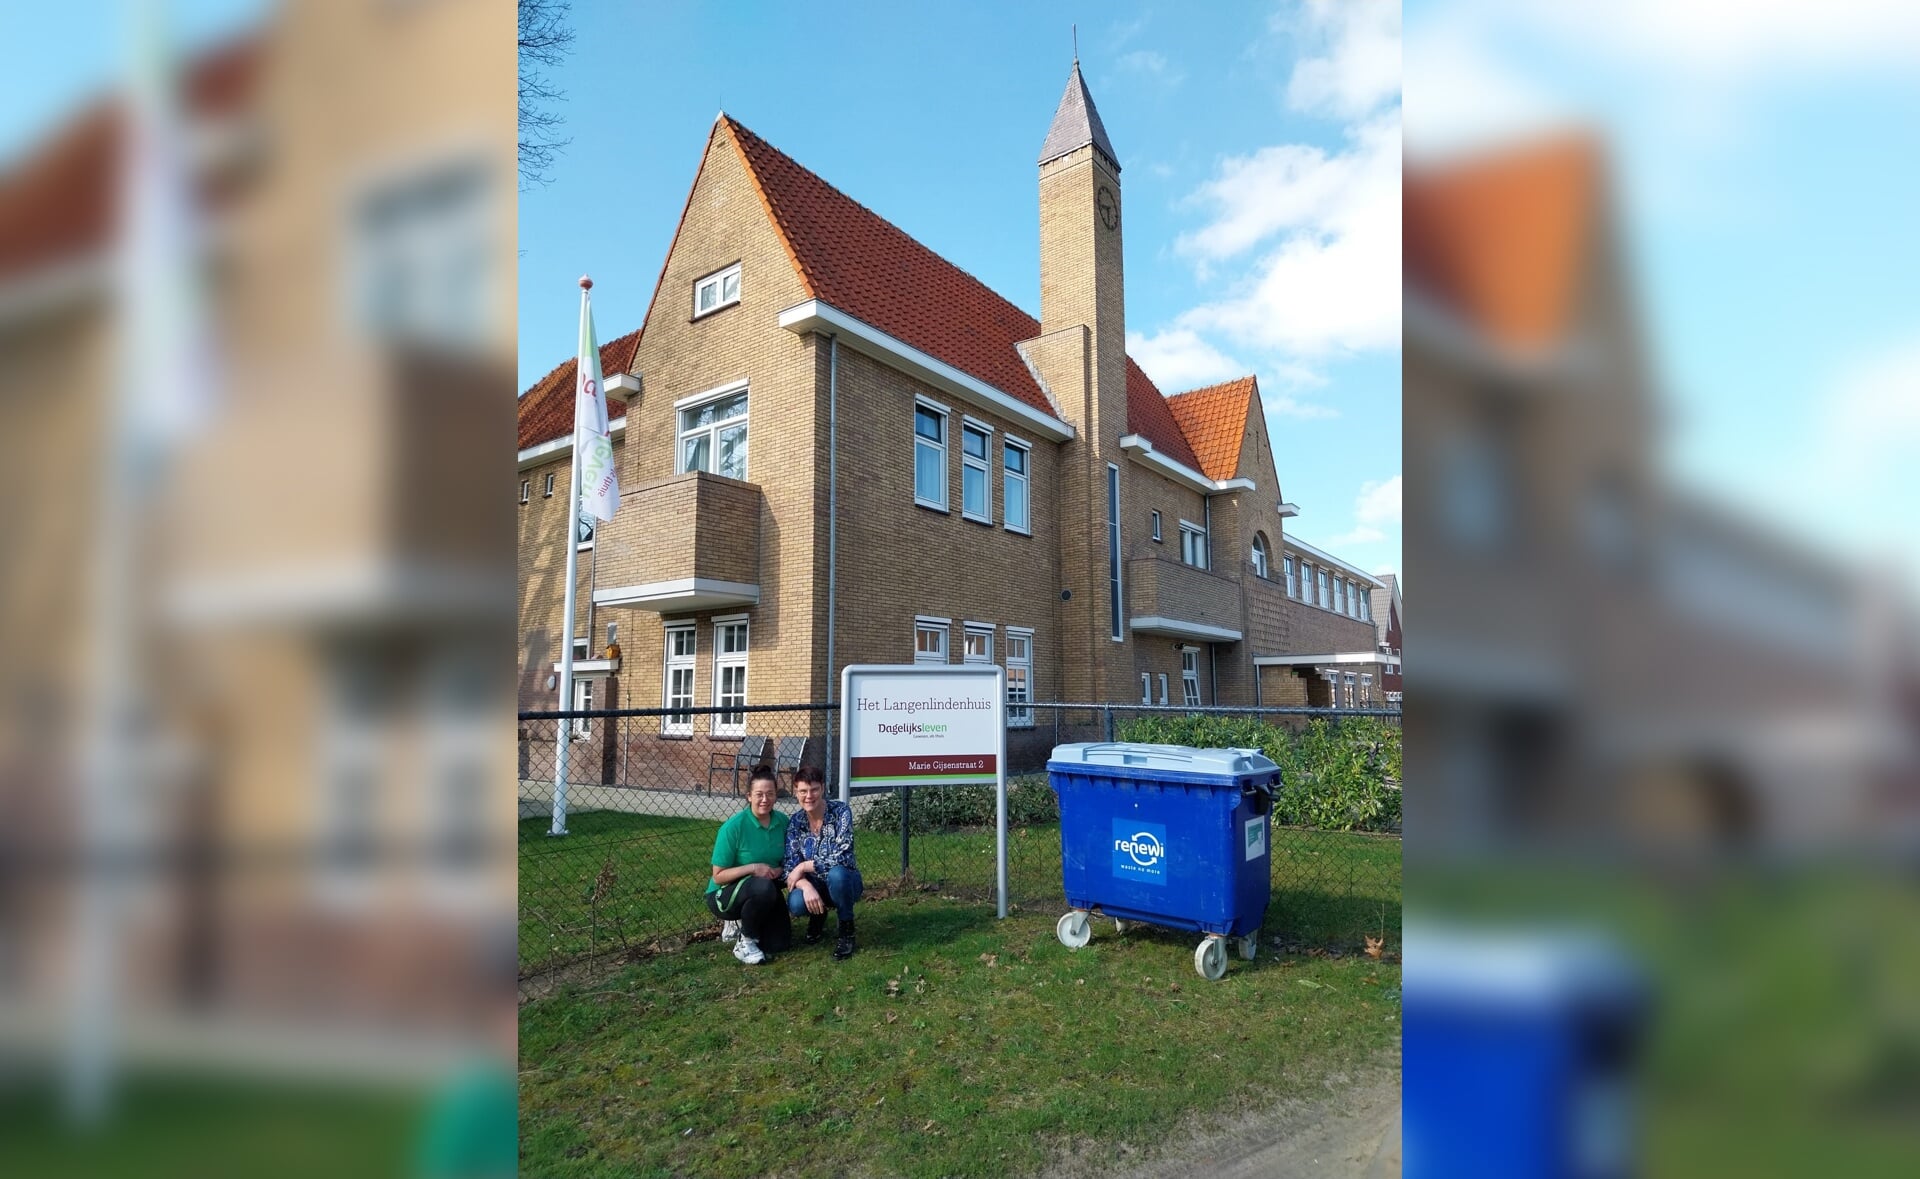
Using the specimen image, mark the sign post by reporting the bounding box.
[839,664,1009,918]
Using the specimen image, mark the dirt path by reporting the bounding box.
[1044,1059,1400,1179]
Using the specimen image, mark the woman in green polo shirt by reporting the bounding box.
[706,768,791,965]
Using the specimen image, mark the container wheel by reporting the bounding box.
[1056,910,1092,950]
[1237,930,1260,960]
[1194,936,1227,981]
[1112,917,1130,934]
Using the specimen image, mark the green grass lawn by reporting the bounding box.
[519,810,1400,974]
[519,897,1401,1178]
[0,1077,426,1179]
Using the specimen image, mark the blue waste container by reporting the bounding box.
[1046,742,1279,979]
[1403,925,1647,1179]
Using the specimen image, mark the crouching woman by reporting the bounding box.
[783,766,863,960]
[706,769,791,965]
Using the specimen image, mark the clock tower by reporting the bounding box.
[1028,59,1132,705]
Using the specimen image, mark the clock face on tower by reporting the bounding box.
[1096,185,1118,231]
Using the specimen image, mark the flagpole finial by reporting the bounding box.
[579,274,592,291]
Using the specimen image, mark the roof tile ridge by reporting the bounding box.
[720,116,817,300]
[723,116,1040,331]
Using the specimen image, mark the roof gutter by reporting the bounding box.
[777,298,1075,442]
[1117,435,1256,497]
[517,414,628,469]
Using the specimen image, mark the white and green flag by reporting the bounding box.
[574,283,620,521]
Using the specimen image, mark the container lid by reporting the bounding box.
[1048,742,1277,776]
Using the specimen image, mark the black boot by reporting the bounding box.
[833,919,856,961]
[805,914,826,944]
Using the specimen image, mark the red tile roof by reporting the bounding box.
[1127,358,1202,470]
[0,34,261,283]
[516,328,639,451]
[520,115,1207,470]
[722,117,1057,420]
[1404,133,1600,351]
[1165,376,1258,482]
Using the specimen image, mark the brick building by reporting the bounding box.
[518,63,1390,779]
[1370,574,1404,702]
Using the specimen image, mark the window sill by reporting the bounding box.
[915,499,950,514]
[1004,525,1032,537]
[689,299,741,322]
[658,732,694,741]
[962,512,994,526]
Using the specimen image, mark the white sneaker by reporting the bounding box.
[720,920,740,944]
[733,935,765,965]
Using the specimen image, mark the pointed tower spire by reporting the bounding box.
[1038,60,1120,173]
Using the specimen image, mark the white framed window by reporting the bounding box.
[1151,511,1162,542]
[519,479,530,505]
[963,623,994,663]
[576,509,594,550]
[1005,628,1033,728]
[961,420,992,523]
[1284,554,1297,597]
[1344,672,1356,708]
[914,399,949,510]
[1003,438,1031,534]
[1361,673,1373,705]
[711,617,749,737]
[571,677,593,739]
[662,624,696,736]
[1157,673,1169,706]
[1335,577,1346,616]
[914,617,949,664]
[1179,522,1207,569]
[1140,673,1152,704]
[1318,569,1330,609]
[1181,650,1201,707]
[693,262,741,318]
[678,385,749,480]
[543,471,555,498]
[1361,593,1372,622]
[1107,464,1123,641]
[1251,533,1270,579]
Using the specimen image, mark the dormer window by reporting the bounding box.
[693,263,741,318]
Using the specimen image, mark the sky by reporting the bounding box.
[518,1,1405,580]
[1405,0,1920,579]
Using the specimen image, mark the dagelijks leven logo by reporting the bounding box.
[1111,819,1168,885]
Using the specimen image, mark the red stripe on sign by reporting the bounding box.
[850,755,998,778]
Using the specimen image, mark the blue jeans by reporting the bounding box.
[788,865,863,924]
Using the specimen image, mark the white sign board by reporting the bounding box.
[839,664,1008,917]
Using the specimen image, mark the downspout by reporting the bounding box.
[825,333,839,791]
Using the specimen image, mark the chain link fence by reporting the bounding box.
[518,702,1400,979]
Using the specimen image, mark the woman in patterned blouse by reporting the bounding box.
[782,765,863,960]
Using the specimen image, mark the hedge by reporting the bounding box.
[1113,714,1401,834]
[856,715,1400,836]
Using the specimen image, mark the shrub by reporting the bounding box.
[1114,714,1401,834]
[857,774,1058,833]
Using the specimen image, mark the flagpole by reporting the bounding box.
[551,275,593,836]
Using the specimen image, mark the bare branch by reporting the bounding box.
[518,0,576,188]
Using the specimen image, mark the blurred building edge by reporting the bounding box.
[1404,132,1920,858]
[0,0,515,1070]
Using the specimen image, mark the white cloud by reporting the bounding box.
[1118,49,1185,88]
[1171,112,1401,358]
[1355,473,1402,526]
[1127,329,1245,391]
[1281,0,1403,120]
[1330,474,1401,547]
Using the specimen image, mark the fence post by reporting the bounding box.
[1103,705,1114,742]
[899,784,911,878]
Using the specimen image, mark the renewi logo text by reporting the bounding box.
[1110,819,1168,885]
